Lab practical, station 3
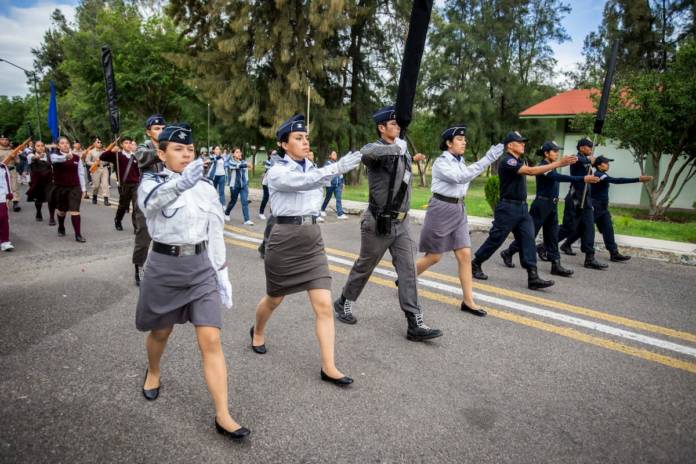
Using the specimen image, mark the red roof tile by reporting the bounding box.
[519,89,598,117]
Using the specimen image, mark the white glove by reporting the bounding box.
[395,138,408,155]
[336,151,362,174]
[485,143,505,163]
[176,158,204,192]
[216,268,233,309]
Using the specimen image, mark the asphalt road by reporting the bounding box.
[2,185,695,463]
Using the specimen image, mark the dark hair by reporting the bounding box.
[277,135,289,156]
[212,145,221,152]
[58,136,70,144]
[376,123,386,139]
[121,136,134,143]
[158,141,169,151]
[439,139,450,151]
[232,146,241,152]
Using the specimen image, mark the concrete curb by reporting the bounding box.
[248,188,696,266]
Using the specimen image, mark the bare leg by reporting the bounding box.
[416,252,442,275]
[454,247,477,308]
[145,326,173,389]
[195,325,242,432]
[307,288,344,379]
[253,295,283,346]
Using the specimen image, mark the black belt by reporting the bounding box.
[500,198,526,205]
[275,215,317,225]
[536,195,558,204]
[368,205,408,222]
[152,241,207,257]
[433,193,463,204]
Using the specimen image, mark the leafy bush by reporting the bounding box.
[484,175,500,211]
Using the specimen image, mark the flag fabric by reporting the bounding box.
[101,46,120,135]
[47,80,59,142]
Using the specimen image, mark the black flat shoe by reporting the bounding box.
[142,369,161,401]
[214,418,250,440]
[461,301,487,317]
[250,326,267,354]
[320,370,353,386]
[75,235,86,243]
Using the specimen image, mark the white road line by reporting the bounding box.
[224,231,696,359]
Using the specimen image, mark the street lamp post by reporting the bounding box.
[0,57,42,140]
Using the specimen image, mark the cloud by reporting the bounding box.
[0,2,77,97]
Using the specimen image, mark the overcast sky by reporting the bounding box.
[0,0,605,97]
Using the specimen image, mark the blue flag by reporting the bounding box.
[48,80,59,142]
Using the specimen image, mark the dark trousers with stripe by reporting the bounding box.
[505,198,561,261]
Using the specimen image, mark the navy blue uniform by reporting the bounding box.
[565,170,640,254]
[505,160,584,261]
[474,152,537,269]
[557,152,595,253]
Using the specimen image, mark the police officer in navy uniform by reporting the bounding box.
[562,155,652,262]
[500,141,599,276]
[556,137,607,270]
[333,105,442,342]
[472,131,576,290]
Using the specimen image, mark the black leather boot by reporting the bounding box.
[560,241,576,256]
[405,313,443,342]
[550,259,574,277]
[115,219,123,231]
[500,249,515,268]
[610,251,631,262]
[104,197,110,206]
[537,244,550,261]
[472,258,488,280]
[527,267,554,290]
[92,194,98,204]
[584,253,608,270]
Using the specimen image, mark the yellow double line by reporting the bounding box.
[224,224,696,374]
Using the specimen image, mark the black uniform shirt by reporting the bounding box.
[498,152,527,201]
[536,160,585,198]
[590,170,639,203]
[568,152,593,198]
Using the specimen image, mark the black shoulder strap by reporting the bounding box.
[390,155,411,211]
[382,155,399,213]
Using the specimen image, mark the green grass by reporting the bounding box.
[247,169,696,243]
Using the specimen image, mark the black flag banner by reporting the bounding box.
[395,0,434,134]
[593,40,620,136]
[101,46,120,136]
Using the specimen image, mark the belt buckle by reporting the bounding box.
[179,244,196,256]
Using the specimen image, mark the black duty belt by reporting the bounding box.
[153,241,207,257]
[535,195,558,204]
[500,198,526,205]
[368,205,408,222]
[276,215,317,225]
[433,193,463,204]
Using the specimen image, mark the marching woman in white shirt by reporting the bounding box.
[416,125,504,317]
[136,123,249,441]
[250,114,362,386]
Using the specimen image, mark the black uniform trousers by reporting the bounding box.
[116,182,138,224]
[565,199,617,254]
[132,204,151,267]
[475,199,537,269]
[557,194,595,254]
[505,197,561,261]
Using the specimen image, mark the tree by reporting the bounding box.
[581,38,696,217]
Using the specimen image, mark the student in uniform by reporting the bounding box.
[224,147,253,225]
[320,150,348,220]
[100,137,141,231]
[416,125,504,317]
[472,131,576,290]
[500,141,599,276]
[333,105,442,342]
[85,137,109,206]
[51,136,87,243]
[136,123,249,441]
[26,140,54,222]
[258,150,277,221]
[561,156,652,262]
[250,114,361,386]
[0,160,14,251]
[207,145,227,205]
[132,115,166,286]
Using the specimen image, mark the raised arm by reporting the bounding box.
[519,156,577,176]
[434,144,504,184]
[268,152,362,192]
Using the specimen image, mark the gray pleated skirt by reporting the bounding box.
[419,196,471,254]
[264,223,332,297]
[136,250,221,331]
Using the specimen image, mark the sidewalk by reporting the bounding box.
[248,188,696,266]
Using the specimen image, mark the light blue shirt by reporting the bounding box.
[267,157,340,216]
[431,146,503,198]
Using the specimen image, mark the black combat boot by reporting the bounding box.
[610,251,631,262]
[115,219,123,231]
[500,249,515,268]
[527,267,554,290]
[472,258,488,280]
[12,201,21,212]
[405,313,443,342]
[92,194,98,204]
[333,295,357,325]
[560,241,576,256]
[550,259,574,277]
[584,253,608,270]
[104,197,110,206]
[537,244,550,261]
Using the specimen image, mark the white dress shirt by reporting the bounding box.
[267,157,340,216]
[138,168,226,272]
[431,148,502,199]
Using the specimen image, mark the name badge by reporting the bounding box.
[403,170,411,184]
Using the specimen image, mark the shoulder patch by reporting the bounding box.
[506,158,518,167]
